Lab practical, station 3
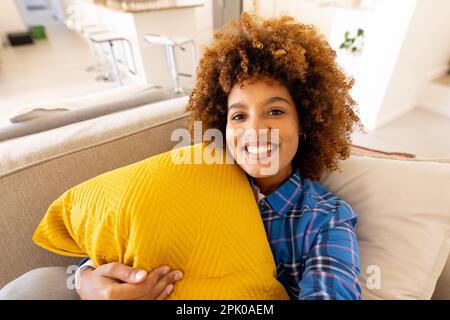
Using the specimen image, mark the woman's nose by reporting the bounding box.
[245,114,268,132]
[242,115,271,142]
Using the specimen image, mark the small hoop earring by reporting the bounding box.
[301,133,307,140]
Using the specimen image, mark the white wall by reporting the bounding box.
[243,0,276,18]
[194,0,213,50]
[339,0,418,130]
[375,0,450,128]
[243,0,335,37]
[0,0,27,44]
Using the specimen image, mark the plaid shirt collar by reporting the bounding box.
[248,168,303,217]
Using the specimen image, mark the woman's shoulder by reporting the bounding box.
[299,177,358,224]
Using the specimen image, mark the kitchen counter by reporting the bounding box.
[97,0,204,13]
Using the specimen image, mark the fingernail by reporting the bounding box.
[175,271,183,281]
[162,266,170,275]
[167,284,174,294]
[134,270,147,281]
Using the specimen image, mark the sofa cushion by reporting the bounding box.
[320,155,450,299]
[0,267,79,300]
[32,143,289,300]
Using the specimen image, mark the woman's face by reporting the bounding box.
[226,78,301,179]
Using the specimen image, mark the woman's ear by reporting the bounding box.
[299,124,306,141]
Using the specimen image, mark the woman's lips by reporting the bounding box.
[243,143,279,160]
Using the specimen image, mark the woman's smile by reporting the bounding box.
[243,142,279,161]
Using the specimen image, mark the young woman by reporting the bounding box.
[77,12,362,300]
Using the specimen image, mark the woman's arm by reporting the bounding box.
[76,261,184,300]
[299,206,361,300]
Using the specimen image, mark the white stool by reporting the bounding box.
[144,34,197,94]
[63,6,117,81]
[80,25,110,73]
[90,32,137,87]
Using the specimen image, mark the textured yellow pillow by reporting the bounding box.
[33,143,289,300]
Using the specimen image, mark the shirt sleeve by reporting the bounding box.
[78,257,90,267]
[298,202,362,300]
[75,258,97,291]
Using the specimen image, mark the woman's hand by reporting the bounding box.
[77,262,183,300]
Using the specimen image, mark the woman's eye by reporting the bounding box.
[268,109,284,116]
[231,114,245,120]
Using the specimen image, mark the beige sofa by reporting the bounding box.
[0,95,449,299]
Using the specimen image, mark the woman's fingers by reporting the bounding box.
[83,262,182,300]
[155,284,174,300]
[106,266,181,300]
[96,262,153,284]
[135,270,183,300]
[77,261,183,300]
[103,267,168,300]
[141,270,183,300]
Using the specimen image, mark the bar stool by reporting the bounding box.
[80,25,110,73]
[65,18,111,78]
[63,4,119,82]
[90,32,137,87]
[144,34,197,94]
[64,4,82,31]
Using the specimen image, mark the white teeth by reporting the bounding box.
[246,145,273,155]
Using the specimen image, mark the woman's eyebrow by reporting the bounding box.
[228,102,245,110]
[228,96,291,110]
[263,96,291,106]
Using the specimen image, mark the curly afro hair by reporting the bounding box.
[185,12,362,181]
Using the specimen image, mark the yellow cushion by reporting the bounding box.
[33,143,289,300]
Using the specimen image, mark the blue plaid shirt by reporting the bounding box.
[248,168,362,300]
